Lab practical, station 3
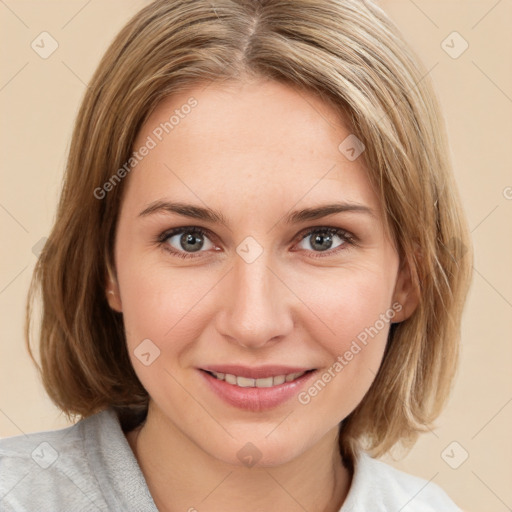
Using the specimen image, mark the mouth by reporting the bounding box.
[198,365,318,411]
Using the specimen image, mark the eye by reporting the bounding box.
[157,225,356,260]
[158,227,216,258]
[295,227,354,256]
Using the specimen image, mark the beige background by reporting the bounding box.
[1,1,511,511]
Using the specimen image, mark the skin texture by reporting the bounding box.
[107,78,418,512]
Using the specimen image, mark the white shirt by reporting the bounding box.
[0,409,462,511]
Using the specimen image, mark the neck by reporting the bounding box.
[126,406,352,512]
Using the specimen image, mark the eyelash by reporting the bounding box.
[156,226,357,260]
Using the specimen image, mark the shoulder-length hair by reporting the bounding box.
[27,0,472,467]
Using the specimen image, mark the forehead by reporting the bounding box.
[126,79,379,215]
[140,79,351,158]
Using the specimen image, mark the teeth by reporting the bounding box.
[273,375,286,385]
[286,372,303,382]
[225,373,237,385]
[210,371,307,388]
[236,376,255,387]
[255,377,274,388]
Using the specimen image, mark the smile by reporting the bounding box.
[199,366,318,411]
[206,370,309,388]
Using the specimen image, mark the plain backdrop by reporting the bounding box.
[1,1,511,511]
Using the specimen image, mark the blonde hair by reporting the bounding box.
[26,0,472,468]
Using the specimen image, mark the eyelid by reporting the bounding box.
[157,225,215,244]
[294,225,357,244]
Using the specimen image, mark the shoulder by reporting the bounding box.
[341,450,463,512]
[0,410,118,511]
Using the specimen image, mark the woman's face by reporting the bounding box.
[109,78,415,466]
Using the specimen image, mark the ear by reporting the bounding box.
[105,261,123,313]
[391,254,420,324]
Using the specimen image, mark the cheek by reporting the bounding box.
[116,252,219,351]
[296,263,396,347]
[293,266,396,413]
[116,259,212,400]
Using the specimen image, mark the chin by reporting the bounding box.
[205,428,316,469]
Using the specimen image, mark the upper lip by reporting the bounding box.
[200,365,315,379]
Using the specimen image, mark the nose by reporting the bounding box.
[214,250,294,350]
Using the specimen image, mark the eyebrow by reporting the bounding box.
[138,200,375,226]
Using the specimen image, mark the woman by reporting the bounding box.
[0,0,472,510]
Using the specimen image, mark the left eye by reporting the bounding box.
[297,228,349,252]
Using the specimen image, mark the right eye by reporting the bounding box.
[158,227,217,259]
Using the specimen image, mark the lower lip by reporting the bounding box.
[199,369,317,411]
